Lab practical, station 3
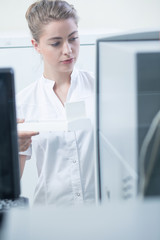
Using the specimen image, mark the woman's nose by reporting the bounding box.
[62,42,72,55]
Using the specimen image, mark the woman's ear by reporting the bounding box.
[31,39,41,53]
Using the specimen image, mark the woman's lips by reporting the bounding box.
[61,58,74,64]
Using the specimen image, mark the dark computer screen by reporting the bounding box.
[0,68,20,200]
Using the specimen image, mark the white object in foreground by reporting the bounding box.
[17,118,91,132]
[17,101,92,132]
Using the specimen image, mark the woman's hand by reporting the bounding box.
[17,119,39,152]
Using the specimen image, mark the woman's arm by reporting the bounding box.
[18,131,39,177]
[19,154,27,178]
[17,119,39,177]
[18,131,39,152]
[17,119,39,151]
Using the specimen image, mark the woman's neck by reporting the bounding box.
[43,68,73,105]
[44,70,71,83]
[45,73,72,104]
[53,79,71,105]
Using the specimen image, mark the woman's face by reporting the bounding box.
[33,18,80,76]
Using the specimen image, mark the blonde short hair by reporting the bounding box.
[25,0,79,42]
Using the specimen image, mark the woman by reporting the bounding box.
[17,0,95,206]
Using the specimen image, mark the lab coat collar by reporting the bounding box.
[41,67,78,89]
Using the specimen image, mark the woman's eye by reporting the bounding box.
[51,42,60,47]
[69,37,79,42]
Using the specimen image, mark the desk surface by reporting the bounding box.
[1,199,160,240]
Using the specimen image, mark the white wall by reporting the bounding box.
[0,0,160,33]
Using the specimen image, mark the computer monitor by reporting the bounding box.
[95,31,160,202]
[0,68,20,200]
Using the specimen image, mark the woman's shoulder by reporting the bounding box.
[76,68,95,80]
[75,68,95,91]
[16,79,39,104]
